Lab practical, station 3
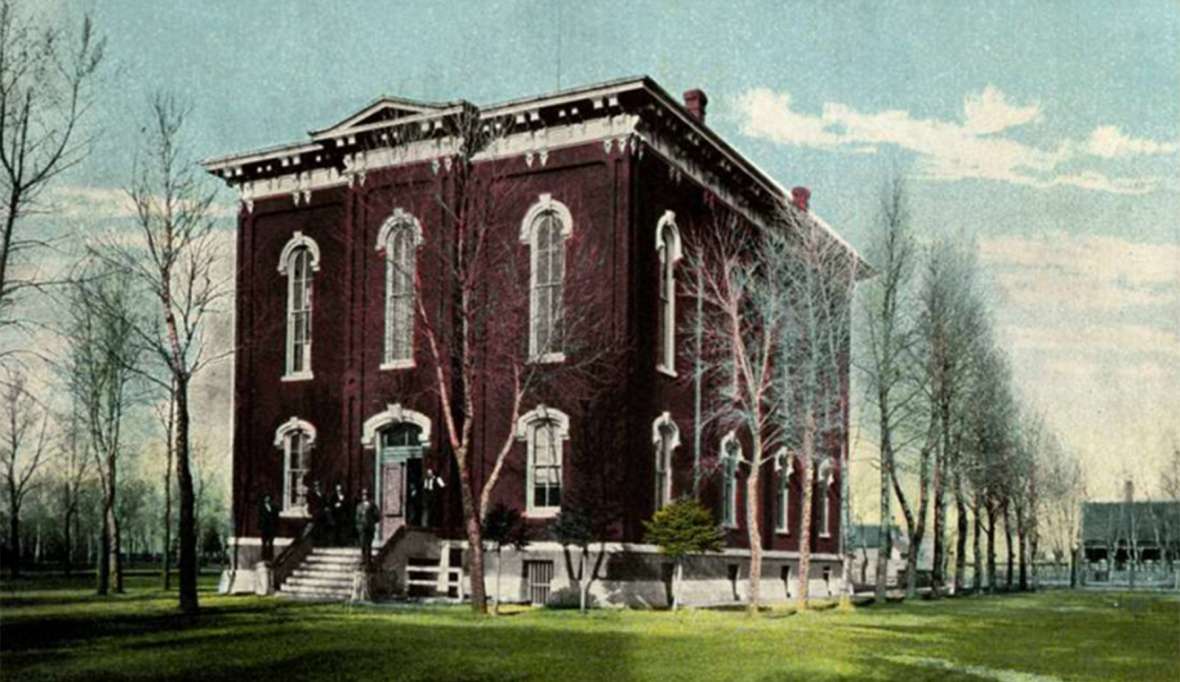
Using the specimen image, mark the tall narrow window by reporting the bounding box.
[274,417,317,515]
[378,210,422,368]
[656,211,681,375]
[652,412,679,511]
[279,232,320,380]
[521,194,572,362]
[517,405,570,515]
[815,458,834,538]
[721,431,741,528]
[775,450,792,534]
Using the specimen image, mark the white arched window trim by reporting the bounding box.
[274,417,317,518]
[277,231,322,275]
[360,403,432,449]
[817,457,835,538]
[652,412,680,511]
[656,210,682,377]
[520,194,573,364]
[376,209,424,370]
[516,404,570,517]
[720,430,741,529]
[279,231,321,382]
[773,448,794,535]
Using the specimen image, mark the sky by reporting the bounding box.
[24,1,1180,510]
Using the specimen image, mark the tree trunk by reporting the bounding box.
[746,433,763,614]
[579,550,588,614]
[986,504,997,593]
[493,549,502,615]
[163,432,173,591]
[7,511,19,578]
[674,559,683,611]
[1017,504,1028,591]
[972,497,983,594]
[795,420,816,609]
[875,436,893,602]
[175,376,199,615]
[455,449,487,614]
[954,472,967,595]
[1004,503,1014,591]
[931,443,946,597]
[63,504,74,577]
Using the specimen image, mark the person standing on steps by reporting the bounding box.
[258,493,279,562]
[422,468,446,528]
[355,488,379,569]
[330,483,349,546]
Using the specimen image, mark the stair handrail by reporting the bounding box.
[272,520,316,591]
[371,524,408,571]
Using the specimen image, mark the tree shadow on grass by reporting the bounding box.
[3,614,643,682]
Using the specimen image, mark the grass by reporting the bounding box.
[2,575,1178,681]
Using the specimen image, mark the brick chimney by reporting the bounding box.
[683,89,708,124]
[791,186,811,212]
[1124,480,1134,504]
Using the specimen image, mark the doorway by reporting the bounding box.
[376,423,424,539]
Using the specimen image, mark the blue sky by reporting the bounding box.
[40,1,1180,502]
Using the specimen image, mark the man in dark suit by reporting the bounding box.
[330,483,349,545]
[258,494,279,562]
[355,488,379,569]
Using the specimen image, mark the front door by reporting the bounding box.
[376,424,424,540]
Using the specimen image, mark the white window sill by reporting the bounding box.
[723,521,738,530]
[281,371,314,383]
[280,508,310,519]
[656,364,678,378]
[529,352,566,365]
[525,508,560,519]
[775,529,791,536]
[819,532,831,539]
[380,358,415,371]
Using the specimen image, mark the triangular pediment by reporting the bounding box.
[311,96,455,138]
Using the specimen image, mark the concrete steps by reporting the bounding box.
[278,547,363,600]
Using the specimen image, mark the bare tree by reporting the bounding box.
[92,94,228,615]
[0,1,104,339]
[154,387,175,589]
[685,210,787,614]
[383,108,618,614]
[55,398,91,575]
[914,238,983,596]
[857,173,919,602]
[63,262,141,594]
[0,365,49,576]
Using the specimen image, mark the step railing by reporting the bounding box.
[405,564,464,600]
[272,521,316,591]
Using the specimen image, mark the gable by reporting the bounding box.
[309,96,455,139]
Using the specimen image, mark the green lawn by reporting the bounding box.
[2,575,1177,681]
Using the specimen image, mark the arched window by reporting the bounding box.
[652,412,680,510]
[656,211,682,375]
[774,449,792,534]
[720,431,741,528]
[516,405,570,515]
[279,232,321,380]
[817,457,834,538]
[521,194,572,362]
[274,417,317,515]
[377,210,422,368]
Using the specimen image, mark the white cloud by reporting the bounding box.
[735,86,1175,195]
[962,84,1041,135]
[980,231,1180,313]
[1085,125,1179,159]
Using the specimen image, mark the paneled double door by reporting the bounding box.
[375,423,427,541]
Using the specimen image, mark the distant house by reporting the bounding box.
[1081,481,1179,582]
